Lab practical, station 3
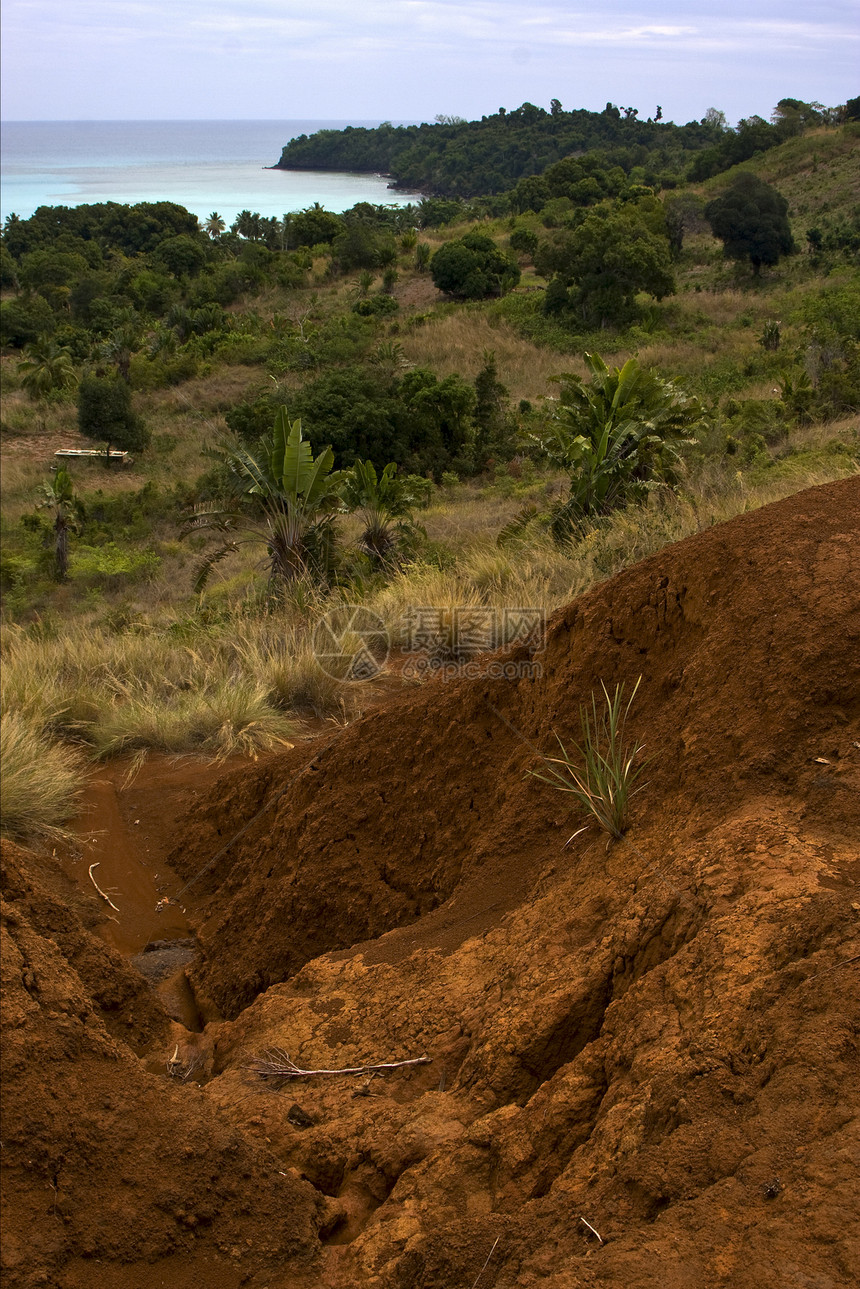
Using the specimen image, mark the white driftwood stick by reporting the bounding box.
[249,1049,431,1080]
[471,1235,500,1288]
[88,862,120,912]
[579,1216,604,1244]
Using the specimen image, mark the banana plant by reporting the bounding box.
[339,459,425,567]
[36,467,83,581]
[532,353,703,538]
[185,411,344,593]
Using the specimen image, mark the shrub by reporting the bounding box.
[352,294,399,317]
[509,228,539,257]
[430,232,520,299]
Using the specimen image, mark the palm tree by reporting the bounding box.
[340,460,425,567]
[232,210,263,241]
[17,341,78,400]
[204,212,226,239]
[185,411,344,593]
[36,468,82,581]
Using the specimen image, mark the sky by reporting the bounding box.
[1,0,857,126]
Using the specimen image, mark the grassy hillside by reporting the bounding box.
[699,123,860,240]
[1,122,858,837]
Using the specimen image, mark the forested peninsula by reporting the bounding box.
[273,97,848,198]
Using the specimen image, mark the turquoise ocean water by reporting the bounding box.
[0,120,423,225]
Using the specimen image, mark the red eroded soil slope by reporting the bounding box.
[2,477,859,1289]
[170,476,860,1018]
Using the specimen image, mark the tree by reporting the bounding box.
[509,227,539,257]
[703,108,728,131]
[417,198,466,228]
[770,98,823,139]
[663,193,707,259]
[17,340,78,400]
[98,308,141,382]
[515,354,703,540]
[36,467,82,581]
[397,368,478,473]
[0,245,19,291]
[0,294,56,348]
[331,222,397,271]
[289,204,343,247]
[18,248,89,293]
[232,210,264,241]
[154,233,207,278]
[704,173,794,275]
[187,412,344,591]
[77,375,150,462]
[537,201,675,327]
[204,212,226,239]
[430,232,520,299]
[472,351,514,465]
[339,460,425,567]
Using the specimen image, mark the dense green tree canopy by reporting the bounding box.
[2,201,199,258]
[275,103,724,198]
[286,363,486,478]
[153,234,208,278]
[537,199,675,326]
[289,205,344,248]
[0,294,57,348]
[77,375,150,458]
[704,174,794,273]
[430,232,520,299]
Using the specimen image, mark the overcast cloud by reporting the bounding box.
[2,0,856,124]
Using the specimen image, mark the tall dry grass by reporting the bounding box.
[0,610,360,765]
[2,414,855,841]
[398,312,584,405]
[362,427,856,648]
[0,711,86,841]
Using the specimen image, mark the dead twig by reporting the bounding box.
[579,1216,604,1244]
[88,862,120,912]
[802,951,860,984]
[471,1235,500,1288]
[248,1049,431,1081]
[166,1044,200,1082]
[352,1072,382,1098]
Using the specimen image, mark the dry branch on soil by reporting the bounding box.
[87,862,120,911]
[579,1216,605,1244]
[248,1049,431,1081]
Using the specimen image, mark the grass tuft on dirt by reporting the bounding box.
[0,710,87,841]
